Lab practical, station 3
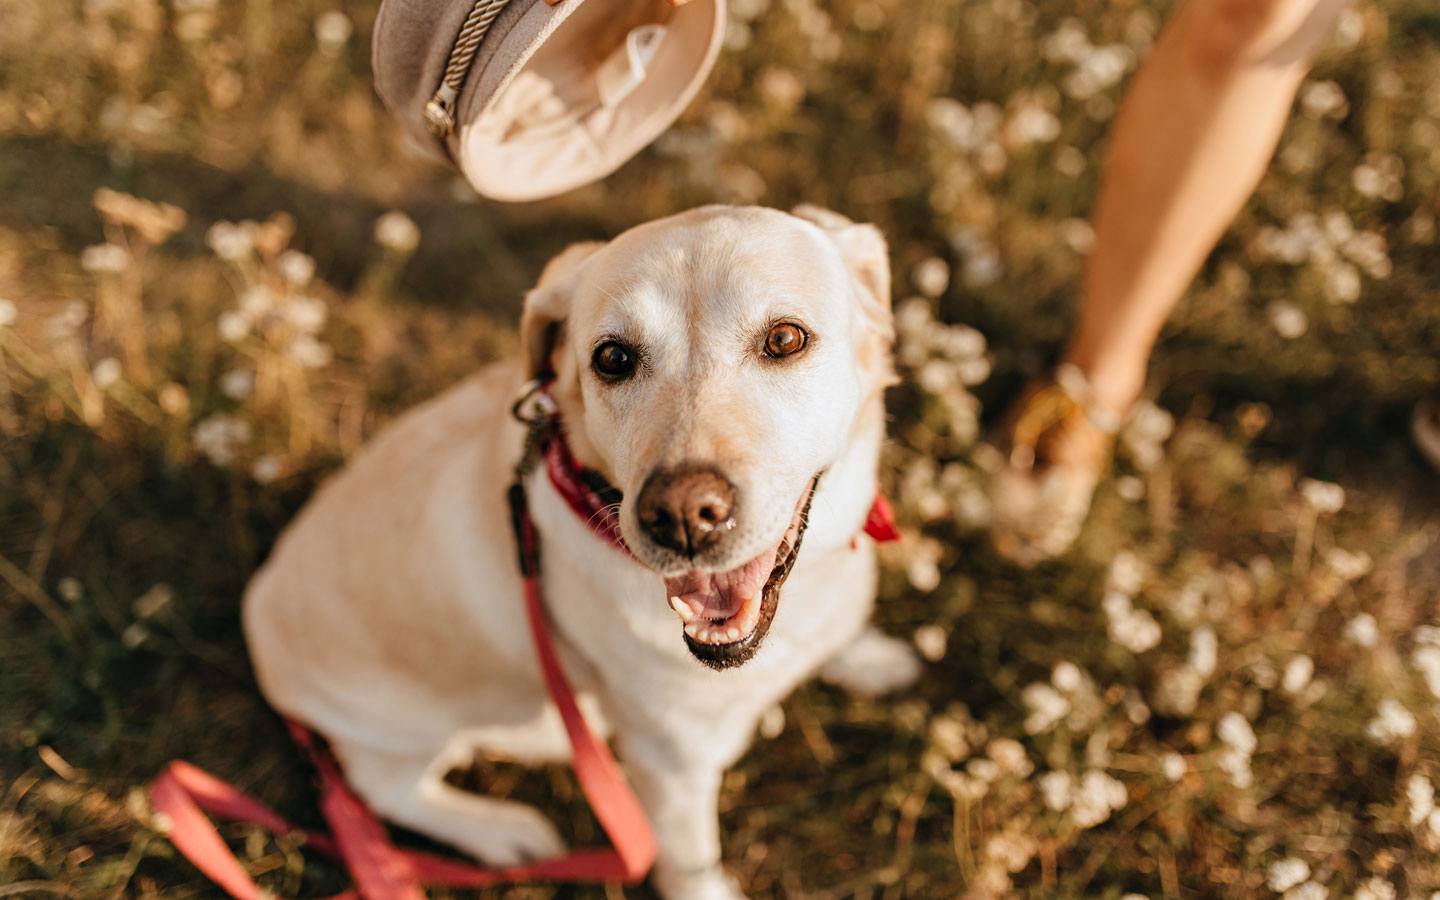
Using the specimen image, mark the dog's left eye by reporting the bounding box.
[764,322,808,359]
[592,341,638,381]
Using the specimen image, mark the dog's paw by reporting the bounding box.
[454,800,567,867]
[819,627,924,698]
[652,863,748,900]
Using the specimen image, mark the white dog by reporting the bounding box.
[243,205,922,899]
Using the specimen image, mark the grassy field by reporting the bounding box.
[2,0,1439,896]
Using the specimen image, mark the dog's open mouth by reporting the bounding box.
[664,477,819,670]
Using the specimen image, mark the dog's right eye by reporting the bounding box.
[592,341,638,381]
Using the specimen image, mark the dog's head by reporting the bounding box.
[521,205,893,669]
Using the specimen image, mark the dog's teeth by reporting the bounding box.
[685,623,700,638]
[726,627,741,642]
[669,596,695,623]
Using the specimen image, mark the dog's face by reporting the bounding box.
[522,206,892,668]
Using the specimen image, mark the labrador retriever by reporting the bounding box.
[243,204,922,899]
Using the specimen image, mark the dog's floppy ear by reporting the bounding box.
[791,204,891,314]
[792,205,896,393]
[520,241,605,379]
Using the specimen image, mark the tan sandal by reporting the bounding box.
[988,364,1123,566]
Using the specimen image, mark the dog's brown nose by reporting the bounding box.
[636,466,737,556]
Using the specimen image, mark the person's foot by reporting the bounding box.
[987,364,1124,566]
[1414,394,1440,473]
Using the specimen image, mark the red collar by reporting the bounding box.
[543,430,900,552]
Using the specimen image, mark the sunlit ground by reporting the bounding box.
[1,0,1438,896]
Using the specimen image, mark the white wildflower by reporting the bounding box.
[1022,682,1070,735]
[1107,552,1145,596]
[1344,613,1378,648]
[1322,547,1372,581]
[1121,402,1174,470]
[218,311,249,342]
[281,296,327,333]
[251,454,286,484]
[1411,645,1440,699]
[81,243,130,274]
[905,537,943,592]
[1299,80,1347,119]
[1052,660,1083,692]
[219,368,255,400]
[1299,478,1345,513]
[986,738,1032,778]
[1354,878,1396,900]
[1267,858,1311,893]
[758,705,785,740]
[288,334,334,369]
[758,67,805,111]
[1070,770,1126,828]
[1322,261,1362,304]
[1167,579,1205,627]
[1189,626,1218,677]
[949,227,1002,288]
[1351,153,1404,202]
[1284,882,1327,900]
[911,257,950,298]
[314,10,353,53]
[278,249,316,287]
[1407,774,1435,826]
[374,211,421,254]
[983,831,1036,874]
[91,357,122,388]
[1038,770,1074,811]
[928,714,969,761]
[1058,218,1094,254]
[1366,698,1416,744]
[1005,100,1060,147]
[207,221,254,262]
[57,577,83,602]
[913,624,948,662]
[1218,712,1257,756]
[1151,665,1204,717]
[1267,301,1308,339]
[1218,748,1254,789]
[1041,19,1092,65]
[1161,752,1186,782]
[966,758,1001,783]
[239,285,275,319]
[1103,591,1162,653]
[1282,655,1314,695]
[192,414,251,466]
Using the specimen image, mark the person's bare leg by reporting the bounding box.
[991,0,1347,563]
[1066,0,1349,415]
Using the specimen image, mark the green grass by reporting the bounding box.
[2,0,1439,896]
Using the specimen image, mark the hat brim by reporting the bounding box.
[452,0,725,202]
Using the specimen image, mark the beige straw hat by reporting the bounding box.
[373,0,726,201]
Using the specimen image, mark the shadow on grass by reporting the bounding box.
[0,133,609,316]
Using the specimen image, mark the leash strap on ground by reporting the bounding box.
[150,478,656,898]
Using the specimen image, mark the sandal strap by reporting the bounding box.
[1008,364,1122,471]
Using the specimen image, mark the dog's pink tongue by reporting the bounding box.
[665,550,776,620]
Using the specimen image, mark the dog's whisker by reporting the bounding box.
[586,502,623,531]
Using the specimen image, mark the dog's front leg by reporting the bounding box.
[620,733,746,900]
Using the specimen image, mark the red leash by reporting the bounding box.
[150,395,898,898]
